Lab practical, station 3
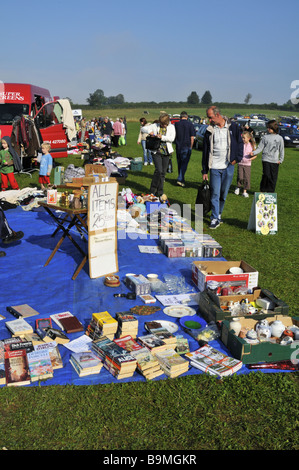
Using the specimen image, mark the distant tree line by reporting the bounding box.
[69,88,299,113]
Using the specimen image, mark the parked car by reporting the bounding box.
[237,118,267,141]
[194,124,208,149]
[279,126,299,147]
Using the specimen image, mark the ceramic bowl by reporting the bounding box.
[229,267,244,274]
[147,273,158,282]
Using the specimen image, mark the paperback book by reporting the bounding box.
[185,345,243,377]
[6,304,40,319]
[70,351,103,377]
[27,349,54,382]
[4,349,31,386]
[5,318,33,336]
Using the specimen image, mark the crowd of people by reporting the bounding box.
[0,106,285,257]
[76,115,127,147]
[136,107,284,229]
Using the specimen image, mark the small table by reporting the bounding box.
[38,201,88,280]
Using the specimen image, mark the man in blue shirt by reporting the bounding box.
[175,111,196,187]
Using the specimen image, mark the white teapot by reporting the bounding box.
[256,319,271,341]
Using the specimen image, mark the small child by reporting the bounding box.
[234,131,256,197]
[0,136,19,191]
[36,142,53,190]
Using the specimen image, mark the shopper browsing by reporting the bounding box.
[234,131,257,198]
[0,136,20,191]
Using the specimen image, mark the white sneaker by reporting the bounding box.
[144,162,148,166]
[150,162,154,165]
[243,192,249,198]
[234,188,240,195]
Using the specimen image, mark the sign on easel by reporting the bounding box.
[88,181,119,278]
[247,192,278,235]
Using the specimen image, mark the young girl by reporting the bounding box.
[0,136,20,191]
[234,131,256,197]
[36,142,53,190]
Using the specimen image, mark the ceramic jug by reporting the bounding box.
[256,319,271,341]
[270,320,285,338]
[229,317,242,336]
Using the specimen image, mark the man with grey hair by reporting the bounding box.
[202,106,243,229]
[175,111,196,187]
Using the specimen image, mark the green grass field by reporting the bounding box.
[0,108,298,451]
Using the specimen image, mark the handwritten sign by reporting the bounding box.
[247,192,278,235]
[88,182,118,278]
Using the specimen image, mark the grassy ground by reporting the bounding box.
[1,109,298,451]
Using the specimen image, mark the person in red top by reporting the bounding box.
[112,118,123,147]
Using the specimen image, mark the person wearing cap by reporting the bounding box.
[174,111,196,187]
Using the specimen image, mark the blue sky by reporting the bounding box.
[1,0,298,105]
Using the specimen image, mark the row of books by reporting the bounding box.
[0,337,63,386]
[158,232,222,259]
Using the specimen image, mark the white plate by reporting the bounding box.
[163,305,197,318]
[155,320,179,333]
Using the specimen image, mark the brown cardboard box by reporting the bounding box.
[85,164,107,177]
[221,314,299,364]
[192,260,259,292]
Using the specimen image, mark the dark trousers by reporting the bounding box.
[150,152,170,196]
[260,161,279,192]
[176,147,191,183]
[0,207,12,239]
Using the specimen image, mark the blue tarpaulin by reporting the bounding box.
[0,205,292,387]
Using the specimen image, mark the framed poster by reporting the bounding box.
[88,181,119,278]
[247,192,278,235]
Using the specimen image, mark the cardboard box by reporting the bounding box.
[192,260,259,292]
[221,314,299,364]
[85,164,107,177]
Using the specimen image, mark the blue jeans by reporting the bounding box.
[209,163,235,220]
[141,140,153,164]
[177,147,191,183]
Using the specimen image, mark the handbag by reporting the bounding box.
[145,135,161,151]
[196,181,211,215]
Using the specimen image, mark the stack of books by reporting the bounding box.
[114,335,163,380]
[34,342,63,371]
[185,345,243,377]
[144,321,177,348]
[155,349,189,378]
[91,336,137,379]
[87,311,118,340]
[137,334,169,356]
[115,312,138,339]
[70,351,103,377]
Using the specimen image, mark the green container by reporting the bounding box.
[130,159,143,171]
[221,314,299,364]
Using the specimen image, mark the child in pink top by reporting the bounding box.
[234,131,257,197]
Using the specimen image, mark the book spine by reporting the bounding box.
[6,306,21,318]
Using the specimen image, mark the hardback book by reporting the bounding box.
[6,304,40,319]
[59,316,84,333]
[34,342,63,370]
[4,349,31,386]
[185,345,243,377]
[5,318,33,336]
[50,311,73,329]
[0,341,5,385]
[137,334,168,355]
[27,349,53,382]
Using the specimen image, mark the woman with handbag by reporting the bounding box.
[141,113,175,196]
